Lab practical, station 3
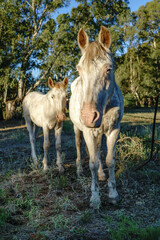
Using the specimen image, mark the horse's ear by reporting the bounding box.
[78,28,89,54]
[63,77,68,88]
[99,26,111,49]
[48,77,55,88]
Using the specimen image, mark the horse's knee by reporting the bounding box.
[106,156,115,168]
[43,141,50,150]
[56,142,61,152]
[89,159,99,171]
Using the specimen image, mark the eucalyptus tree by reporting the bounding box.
[0,0,69,119]
[42,0,130,83]
[115,0,160,106]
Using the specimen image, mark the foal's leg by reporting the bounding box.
[26,119,38,167]
[74,125,83,176]
[83,129,100,209]
[42,125,50,171]
[54,124,64,173]
[105,128,119,204]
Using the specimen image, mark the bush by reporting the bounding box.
[123,93,137,107]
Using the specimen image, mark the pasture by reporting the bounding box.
[0,108,160,240]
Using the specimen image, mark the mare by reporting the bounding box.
[23,77,68,171]
[69,26,124,209]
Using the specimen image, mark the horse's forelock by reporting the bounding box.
[82,41,111,66]
[53,82,66,89]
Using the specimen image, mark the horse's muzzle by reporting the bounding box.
[57,112,66,122]
[81,102,102,128]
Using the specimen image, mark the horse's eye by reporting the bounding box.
[52,95,55,99]
[106,68,112,74]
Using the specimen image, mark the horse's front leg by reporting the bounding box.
[42,125,50,171]
[74,125,83,176]
[105,128,120,204]
[54,124,64,173]
[83,129,100,209]
[26,120,38,167]
[97,134,106,181]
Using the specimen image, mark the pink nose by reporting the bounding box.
[57,112,66,122]
[81,102,100,128]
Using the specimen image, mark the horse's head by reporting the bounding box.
[48,77,68,122]
[77,26,115,128]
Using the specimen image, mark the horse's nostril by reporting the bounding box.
[92,112,97,123]
[92,111,100,123]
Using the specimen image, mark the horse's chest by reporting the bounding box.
[48,120,57,130]
[102,107,120,134]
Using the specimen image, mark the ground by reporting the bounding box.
[0,108,160,240]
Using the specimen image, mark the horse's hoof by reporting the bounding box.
[90,196,101,209]
[43,166,49,172]
[59,166,64,173]
[77,170,83,178]
[108,196,120,205]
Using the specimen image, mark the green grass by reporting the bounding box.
[0,208,10,227]
[105,213,160,240]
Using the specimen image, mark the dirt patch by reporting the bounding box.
[0,118,160,239]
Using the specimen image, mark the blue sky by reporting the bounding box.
[129,0,152,11]
[55,0,152,17]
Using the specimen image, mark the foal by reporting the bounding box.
[69,26,124,209]
[23,77,68,171]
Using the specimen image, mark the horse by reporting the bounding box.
[23,77,68,172]
[69,26,124,209]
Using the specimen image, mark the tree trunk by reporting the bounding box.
[18,78,24,100]
[5,98,22,120]
[130,54,141,106]
[5,100,16,120]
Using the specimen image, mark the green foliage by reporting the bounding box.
[1,0,160,117]
[51,214,69,230]
[105,213,160,240]
[123,93,136,107]
[116,0,160,105]
[53,175,69,189]
[79,210,93,224]
[0,208,10,227]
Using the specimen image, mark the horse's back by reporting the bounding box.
[23,91,44,121]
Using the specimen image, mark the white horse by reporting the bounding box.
[69,26,124,209]
[23,77,68,171]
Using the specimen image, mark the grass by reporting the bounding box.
[0,108,160,239]
[0,208,10,227]
[104,213,160,240]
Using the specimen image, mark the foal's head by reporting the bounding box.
[48,77,68,122]
[77,26,115,128]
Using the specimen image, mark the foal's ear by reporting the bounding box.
[78,28,89,54]
[63,77,68,88]
[99,26,111,49]
[48,77,55,88]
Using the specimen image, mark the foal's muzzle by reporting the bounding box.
[57,112,66,122]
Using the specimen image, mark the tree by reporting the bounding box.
[44,0,130,82]
[115,0,160,106]
[0,0,69,119]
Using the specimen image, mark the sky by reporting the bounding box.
[129,0,152,12]
[55,0,152,17]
